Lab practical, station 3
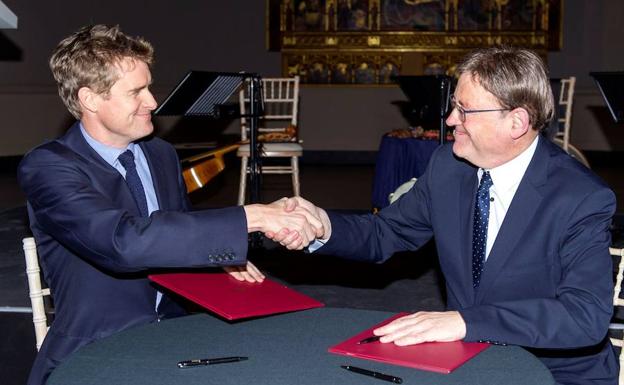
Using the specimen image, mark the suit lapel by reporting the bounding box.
[59,122,144,215]
[61,122,119,174]
[475,137,549,302]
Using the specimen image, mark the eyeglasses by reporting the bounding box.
[450,95,511,123]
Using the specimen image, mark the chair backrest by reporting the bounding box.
[553,76,576,152]
[23,237,51,351]
[239,76,300,141]
[610,246,624,385]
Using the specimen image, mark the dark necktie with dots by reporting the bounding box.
[472,170,493,288]
[118,150,149,217]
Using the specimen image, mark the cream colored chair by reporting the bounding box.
[237,76,302,205]
[610,246,624,385]
[551,76,590,168]
[23,237,51,350]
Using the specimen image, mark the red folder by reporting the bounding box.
[149,272,324,320]
[328,313,489,374]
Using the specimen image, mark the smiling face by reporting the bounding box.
[81,58,157,148]
[447,73,518,169]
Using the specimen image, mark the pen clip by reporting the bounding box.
[177,359,203,368]
[357,335,381,344]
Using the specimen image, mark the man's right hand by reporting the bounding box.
[243,198,325,250]
[265,197,331,250]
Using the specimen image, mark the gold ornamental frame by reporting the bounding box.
[266,0,563,85]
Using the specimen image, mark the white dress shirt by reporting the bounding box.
[480,135,539,260]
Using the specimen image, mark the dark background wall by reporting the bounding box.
[1,0,623,156]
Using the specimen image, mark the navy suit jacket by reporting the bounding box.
[18,122,249,385]
[320,137,618,385]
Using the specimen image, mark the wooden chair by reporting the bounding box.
[550,76,590,168]
[22,237,51,350]
[237,76,302,205]
[610,246,624,385]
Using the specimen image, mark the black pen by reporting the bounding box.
[341,365,403,384]
[177,356,248,368]
[358,335,381,344]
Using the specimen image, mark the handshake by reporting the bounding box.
[244,197,331,250]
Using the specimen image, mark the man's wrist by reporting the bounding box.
[243,204,267,233]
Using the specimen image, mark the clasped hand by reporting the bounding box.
[244,196,328,250]
[265,197,331,250]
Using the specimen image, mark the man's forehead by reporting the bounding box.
[111,58,151,86]
[455,73,497,104]
[113,57,148,74]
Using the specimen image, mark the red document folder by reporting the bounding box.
[149,272,324,320]
[329,313,489,374]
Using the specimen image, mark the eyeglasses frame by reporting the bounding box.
[449,95,511,123]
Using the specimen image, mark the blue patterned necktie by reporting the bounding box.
[118,150,149,217]
[472,170,493,288]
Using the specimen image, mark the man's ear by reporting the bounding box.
[509,108,530,140]
[77,87,100,113]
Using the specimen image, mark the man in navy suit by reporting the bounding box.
[272,47,618,384]
[18,24,322,385]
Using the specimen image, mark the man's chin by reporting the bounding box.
[452,141,464,157]
[134,124,154,140]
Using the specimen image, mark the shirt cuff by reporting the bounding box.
[307,239,326,253]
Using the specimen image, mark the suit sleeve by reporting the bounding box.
[319,147,442,262]
[18,146,249,273]
[460,187,616,349]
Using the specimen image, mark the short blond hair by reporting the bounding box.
[49,24,154,119]
[456,46,554,131]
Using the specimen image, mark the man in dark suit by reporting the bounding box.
[272,47,618,384]
[18,24,322,385]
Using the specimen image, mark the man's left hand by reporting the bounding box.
[373,311,466,345]
[223,261,265,283]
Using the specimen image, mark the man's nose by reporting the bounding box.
[446,107,460,126]
[143,90,157,111]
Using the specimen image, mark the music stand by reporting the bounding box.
[394,75,453,145]
[155,71,264,203]
[590,71,624,124]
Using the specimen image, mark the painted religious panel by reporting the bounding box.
[268,0,562,84]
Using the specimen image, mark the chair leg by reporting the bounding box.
[238,156,248,205]
[291,156,300,197]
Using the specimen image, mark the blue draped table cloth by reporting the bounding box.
[372,136,440,209]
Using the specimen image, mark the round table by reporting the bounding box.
[48,307,554,385]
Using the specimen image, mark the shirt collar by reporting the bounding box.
[480,135,539,194]
[79,123,136,167]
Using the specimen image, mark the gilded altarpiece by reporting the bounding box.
[266,0,562,84]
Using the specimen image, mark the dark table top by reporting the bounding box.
[47,307,554,385]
